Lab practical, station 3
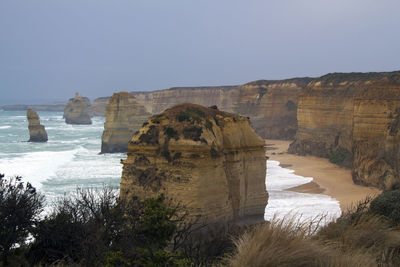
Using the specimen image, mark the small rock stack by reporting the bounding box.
[27,109,48,142]
[64,93,92,125]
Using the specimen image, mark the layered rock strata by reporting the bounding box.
[120,103,268,225]
[101,92,151,153]
[27,109,48,142]
[233,78,312,140]
[132,80,312,139]
[63,93,92,125]
[132,86,239,114]
[289,71,400,188]
[90,97,109,116]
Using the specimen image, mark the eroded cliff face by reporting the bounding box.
[233,78,312,140]
[27,109,48,142]
[120,103,267,225]
[63,93,92,125]
[132,81,311,139]
[132,86,239,114]
[289,71,400,188]
[91,97,109,116]
[101,92,151,153]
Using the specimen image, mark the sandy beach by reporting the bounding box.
[265,140,381,211]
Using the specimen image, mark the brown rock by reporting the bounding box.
[101,92,151,153]
[132,85,239,114]
[90,97,109,116]
[27,109,48,142]
[63,93,92,125]
[132,80,312,140]
[233,78,312,140]
[120,103,268,225]
[289,71,400,188]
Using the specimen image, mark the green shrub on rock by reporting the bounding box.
[370,186,400,224]
[329,147,352,168]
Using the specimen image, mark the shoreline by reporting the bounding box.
[265,140,381,211]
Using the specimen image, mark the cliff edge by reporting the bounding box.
[120,103,268,225]
[233,78,312,140]
[289,71,400,188]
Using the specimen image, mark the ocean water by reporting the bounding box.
[0,110,124,204]
[0,110,341,222]
[265,160,341,224]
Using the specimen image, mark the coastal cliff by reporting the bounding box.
[132,81,311,139]
[233,78,312,140]
[120,103,267,225]
[63,93,92,125]
[101,92,150,153]
[27,109,48,142]
[91,97,109,116]
[289,71,400,188]
[132,86,239,114]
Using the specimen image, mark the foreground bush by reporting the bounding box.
[0,174,44,265]
[27,188,190,266]
[370,183,400,224]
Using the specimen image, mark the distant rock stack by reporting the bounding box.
[64,93,92,125]
[101,92,151,153]
[120,103,268,225]
[27,109,48,142]
[91,97,110,116]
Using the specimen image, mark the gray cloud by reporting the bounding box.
[0,0,399,104]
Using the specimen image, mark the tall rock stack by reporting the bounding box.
[120,103,267,225]
[101,92,151,153]
[63,93,92,125]
[289,71,400,189]
[27,109,48,142]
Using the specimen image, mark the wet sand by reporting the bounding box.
[265,140,381,211]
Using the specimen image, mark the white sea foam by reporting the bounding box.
[0,126,11,129]
[264,160,341,225]
[0,147,84,188]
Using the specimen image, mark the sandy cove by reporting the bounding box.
[265,140,381,211]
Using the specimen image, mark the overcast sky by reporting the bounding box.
[1,0,399,105]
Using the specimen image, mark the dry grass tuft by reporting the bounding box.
[223,218,374,267]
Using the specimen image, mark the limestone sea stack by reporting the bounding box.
[64,93,92,125]
[90,96,109,116]
[101,92,151,153]
[289,71,400,189]
[120,103,268,225]
[27,109,48,142]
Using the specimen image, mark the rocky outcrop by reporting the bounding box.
[132,81,312,140]
[27,109,48,142]
[289,71,400,188]
[63,93,92,125]
[90,97,109,116]
[132,86,239,114]
[120,103,267,225]
[233,78,312,140]
[101,92,151,153]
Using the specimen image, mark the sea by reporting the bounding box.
[0,110,341,222]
